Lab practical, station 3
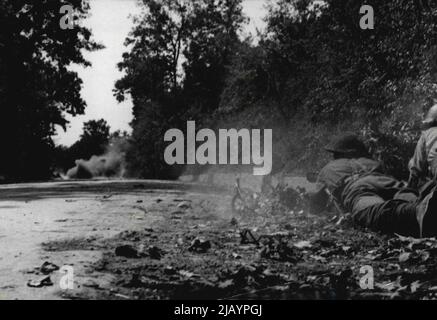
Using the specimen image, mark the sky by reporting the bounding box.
[54,0,269,146]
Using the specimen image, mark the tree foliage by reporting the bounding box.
[220,0,437,178]
[0,0,101,181]
[69,119,111,161]
[118,0,437,179]
[115,0,245,178]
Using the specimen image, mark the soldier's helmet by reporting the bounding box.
[325,134,368,156]
[423,104,437,126]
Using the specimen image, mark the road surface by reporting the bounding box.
[0,179,230,300]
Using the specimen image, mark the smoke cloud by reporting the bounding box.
[65,138,128,179]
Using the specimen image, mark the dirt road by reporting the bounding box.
[2,178,437,300]
[0,179,231,300]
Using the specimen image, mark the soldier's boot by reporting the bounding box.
[417,186,437,238]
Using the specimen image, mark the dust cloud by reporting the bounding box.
[65,139,127,179]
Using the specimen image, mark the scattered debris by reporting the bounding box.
[177,201,191,209]
[179,270,197,278]
[259,236,303,262]
[218,279,234,289]
[240,229,259,245]
[82,279,101,289]
[188,238,211,253]
[232,252,242,259]
[115,245,139,259]
[40,261,60,275]
[148,246,165,260]
[399,252,411,263]
[232,179,308,218]
[164,266,177,275]
[27,276,53,288]
[294,240,312,249]
[42,181,437,300]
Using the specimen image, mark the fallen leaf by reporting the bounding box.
[399,252,411,263]
[218,279,234,289]
[179,270,195,278]
[294,240,312,249]
[411,281,421,293]
[27,276,53,288]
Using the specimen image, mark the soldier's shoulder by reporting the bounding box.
[318,159,352,178]
[320,158,349,170]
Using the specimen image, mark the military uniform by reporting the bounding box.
[309,133,437,238]
[409,104,437,187]
[313,157,420,237]
[409,127,437,186]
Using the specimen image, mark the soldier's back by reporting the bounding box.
[317,158,381,191]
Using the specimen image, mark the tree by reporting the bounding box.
[182,0,246,116]
[115,0,245,178]
[68,119,111,162]
[114,0,189,107]
[0,0,102,181]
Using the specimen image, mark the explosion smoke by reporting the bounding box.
[66,138,128,179]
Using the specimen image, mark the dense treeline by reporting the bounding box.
[247,0,437,177]
[1,0,436,182]
[0,0,101,181]
[118,0,437,179]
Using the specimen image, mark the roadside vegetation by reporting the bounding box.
[116,0,437,180]
[1,0,437,181]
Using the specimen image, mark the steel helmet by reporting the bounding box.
[423,104,437,126]
[325,133,368,155]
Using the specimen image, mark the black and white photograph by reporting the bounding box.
[2,0,437,305]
